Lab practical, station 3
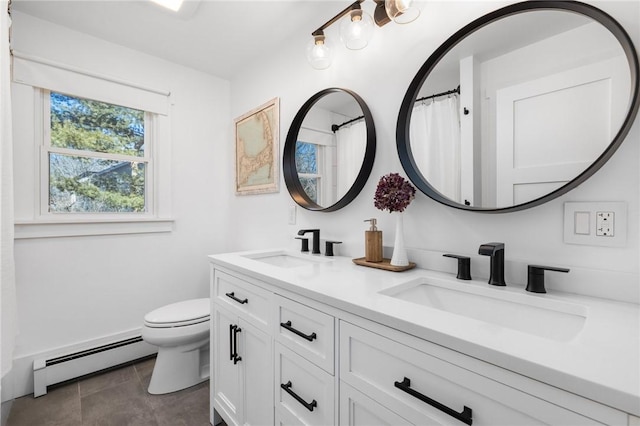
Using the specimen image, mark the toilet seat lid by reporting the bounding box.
[144,298,210,327]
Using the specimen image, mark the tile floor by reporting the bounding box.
[6,357,215,426]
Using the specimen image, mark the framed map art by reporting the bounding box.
[234,97,280,195]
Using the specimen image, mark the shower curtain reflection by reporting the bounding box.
[410,95,461,202]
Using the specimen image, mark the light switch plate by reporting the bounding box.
[564,202,627,247]
[288,205,297,225]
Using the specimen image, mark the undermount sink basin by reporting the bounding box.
[379,277,588,341]
[242,250,331,269]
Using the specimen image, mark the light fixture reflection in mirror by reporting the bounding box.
[397,1,639,213]
[284,88,376,212]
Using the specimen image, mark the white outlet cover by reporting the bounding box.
[564,202,627,247]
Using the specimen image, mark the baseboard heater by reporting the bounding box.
[33,335,156,397]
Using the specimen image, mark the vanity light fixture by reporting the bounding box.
[340,3,375,50]
[307,32,335,70]
[307,0,420,69]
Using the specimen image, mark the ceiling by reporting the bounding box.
[10,0,340,79]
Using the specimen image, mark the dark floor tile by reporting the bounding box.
[81,378,158,426]
[79,365,136,398]
[148,381,210,426]
[6,381,81,426]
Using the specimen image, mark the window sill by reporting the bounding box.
[14,218,174,239]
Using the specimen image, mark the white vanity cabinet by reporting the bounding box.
[212,269,274,426]
[210,255,636,426]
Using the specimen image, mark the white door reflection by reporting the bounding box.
[409,12,631,209]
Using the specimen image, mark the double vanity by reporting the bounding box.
[209,249,639,425]
[210,0,640,424]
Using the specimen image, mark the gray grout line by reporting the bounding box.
[76,381,82,426]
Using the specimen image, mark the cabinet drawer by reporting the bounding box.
[275,343,335,426]
[340,321,601,426]
[340,381,411,426]
[275,294,335,374]
[214,270,272,330]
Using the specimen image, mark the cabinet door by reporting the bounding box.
[340,381,411,426]
[214,305,242,426]
[239,317,274,426]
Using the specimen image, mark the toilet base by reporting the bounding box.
[148,339,210,395]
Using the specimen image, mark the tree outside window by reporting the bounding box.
[47,92,149,213]
[295,141,320,203]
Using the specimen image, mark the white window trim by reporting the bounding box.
[13,53,173,239]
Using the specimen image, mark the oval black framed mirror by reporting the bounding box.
[397,1,639,213]
[284,88,376,212]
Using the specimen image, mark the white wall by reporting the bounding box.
[7,12,231,397]
[228,1,639,294]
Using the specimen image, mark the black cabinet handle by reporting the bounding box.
[280,321,317,342]
[232,326,242,364]
[225,291,248,305]
[394,377,472,425]
[280,381,317,412]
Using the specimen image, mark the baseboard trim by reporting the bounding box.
[3,328,156,401]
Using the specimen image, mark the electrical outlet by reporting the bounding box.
[596,211,614,236]
[564,202,626,247]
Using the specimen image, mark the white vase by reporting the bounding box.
[390,212,409,267]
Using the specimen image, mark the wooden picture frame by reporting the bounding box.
[234,97,280,195]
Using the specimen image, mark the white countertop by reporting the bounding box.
[209,249,640,416]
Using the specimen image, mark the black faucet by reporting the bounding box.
[443,254,472,280]
[297,229,320,254]
[478,242,506,286]
[526,265,570,293]
[325,241,342,257]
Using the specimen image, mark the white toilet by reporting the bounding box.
[141,298,210,394]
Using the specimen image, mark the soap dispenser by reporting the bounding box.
[364,219,383,263]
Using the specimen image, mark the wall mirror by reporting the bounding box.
[284,88,376,212]
[397,1,639,212]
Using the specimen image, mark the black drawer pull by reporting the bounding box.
[280,321,317,342]
[394,377,472,425]
[225,292,248,305]
[280,381,317,412]
[232,326,242,365]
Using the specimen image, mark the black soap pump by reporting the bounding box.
[364,218,383,263]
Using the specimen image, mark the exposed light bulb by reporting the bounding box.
[339,8,374,50]
[385,0,420,24]
[306,34,334,70]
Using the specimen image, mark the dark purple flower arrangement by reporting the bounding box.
[374,173,416,213]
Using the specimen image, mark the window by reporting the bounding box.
[295,141,322,204]
[46,92,150,214]
[11,54,173,238]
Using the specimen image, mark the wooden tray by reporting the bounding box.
[352,257,416,272]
